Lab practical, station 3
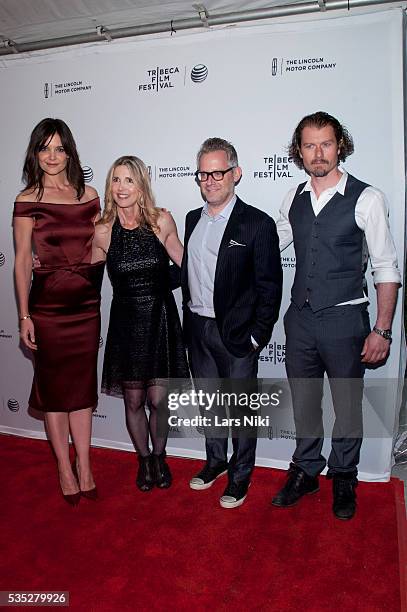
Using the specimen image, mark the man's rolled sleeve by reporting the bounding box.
[356,186,402,286]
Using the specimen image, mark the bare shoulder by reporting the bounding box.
[15,189,38,202]
[84,185,99,201]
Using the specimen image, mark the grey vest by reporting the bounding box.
[289,173,369,312]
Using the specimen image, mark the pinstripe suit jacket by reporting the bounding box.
[181,197,283,357]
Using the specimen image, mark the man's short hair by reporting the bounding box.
[197,137,239,168]
[288,111,354,169]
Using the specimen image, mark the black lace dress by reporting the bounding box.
[101,219,189,397]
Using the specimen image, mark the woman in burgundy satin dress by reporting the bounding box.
[13,118,104,505]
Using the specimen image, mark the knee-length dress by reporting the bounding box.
[101,219,189,397]
[13,198,105,412]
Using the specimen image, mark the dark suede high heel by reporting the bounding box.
[72,459,98,500]
[153,452,172,489]
[136,455,155,491]
[62,491,81,506]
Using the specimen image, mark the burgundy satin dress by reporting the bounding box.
[13,198,105,412]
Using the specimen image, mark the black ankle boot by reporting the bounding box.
[153,453,172,488]
[136,455,155,492]
[331,472,358,520]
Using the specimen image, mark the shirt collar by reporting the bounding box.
[202,195,237,220]
[301,167,348,197]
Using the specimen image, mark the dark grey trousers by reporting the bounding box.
[186,309,259,485]
[284,301,371,477]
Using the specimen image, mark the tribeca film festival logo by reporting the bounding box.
[271,56,337,77]
[44,79,93,98]
[7,398,19,412]
[0,252,5,266]
[259,341,285,365]
[138,65,181,92]
[138,63,208,93]
[253,155,294,180]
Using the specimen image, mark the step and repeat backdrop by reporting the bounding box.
[0,9,404,480]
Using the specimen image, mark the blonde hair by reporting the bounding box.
[99,155,159,231]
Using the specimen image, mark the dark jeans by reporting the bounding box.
[186,309,259,485]
[284,302,370,477]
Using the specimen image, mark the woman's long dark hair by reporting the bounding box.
[22,118,85,201]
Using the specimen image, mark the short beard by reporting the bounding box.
[309,167,329,177]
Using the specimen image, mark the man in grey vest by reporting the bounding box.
[273,111,401,519]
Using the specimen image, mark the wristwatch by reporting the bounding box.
[373,326,392,341]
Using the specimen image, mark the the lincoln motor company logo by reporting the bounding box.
[272,56,337,76]
[43,79,93,98]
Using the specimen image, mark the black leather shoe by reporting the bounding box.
[189,462,228,490]
[153,452,172,489]
[272,463,319,507]
[332,473,358,520]
[136,455,155,492]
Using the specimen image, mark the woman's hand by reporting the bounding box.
[20,318,37,350]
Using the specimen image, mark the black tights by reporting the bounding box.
[123,383,168,457]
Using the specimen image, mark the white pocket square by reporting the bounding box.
[228,239,246,248]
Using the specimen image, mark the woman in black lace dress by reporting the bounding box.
[93,156,189,491]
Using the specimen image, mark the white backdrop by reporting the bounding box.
[0,8,404,480]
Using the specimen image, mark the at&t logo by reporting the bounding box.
[82,166,94,182]
[7,398,20,412]
[191,64,208,83]
[0,253,5,266]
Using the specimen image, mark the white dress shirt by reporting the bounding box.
[187,195,237,317]
[276,169,401,305]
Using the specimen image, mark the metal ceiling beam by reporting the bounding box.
[0,0,401,56]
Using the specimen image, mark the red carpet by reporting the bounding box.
[0,434,405,611]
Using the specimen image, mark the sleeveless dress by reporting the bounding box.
[13,198,105,412]
[101,219,189,397]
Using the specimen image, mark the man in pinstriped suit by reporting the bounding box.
[180,137,282,508]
